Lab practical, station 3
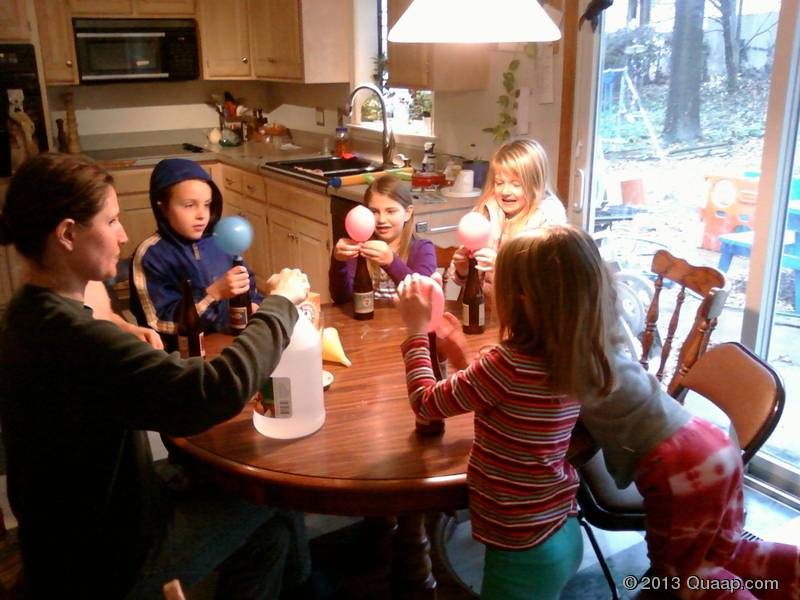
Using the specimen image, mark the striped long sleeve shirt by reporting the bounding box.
[401,334,580,550]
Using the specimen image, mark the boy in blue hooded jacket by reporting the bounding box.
[131,158,263,348]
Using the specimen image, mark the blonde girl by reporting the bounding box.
[396,225,622,600]
[330,175,436,302]
[451,138,566,287]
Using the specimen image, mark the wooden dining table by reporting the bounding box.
[164,300,596,597]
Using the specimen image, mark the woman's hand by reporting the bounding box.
[267,268,310,305]
[360,240,393,266]
[452,246,471,278]
[396,274,433,336]
[207,265,250,301]
[473,246,497,273]
[333,237,361,262]
[132,325,164,350]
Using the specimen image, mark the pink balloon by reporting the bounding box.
[457,212,491,251]
[417,275,444,333]
[345,205,375,242]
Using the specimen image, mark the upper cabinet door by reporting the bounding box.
[34,0,79,85]
[69,0,134,15]
[199,0,252,79]
[136,0,195,15]
[0,0,31,41]
[387,0,429,89]
[250,0,303,81]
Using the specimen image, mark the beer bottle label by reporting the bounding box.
[259,377,292,418]
[462,303,485,326]
[230,306,249,330]
[178,332,205,358]
[353,291,374,314]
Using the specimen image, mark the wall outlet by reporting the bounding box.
[315,107,325,127]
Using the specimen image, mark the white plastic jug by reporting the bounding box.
[252,313,325,439]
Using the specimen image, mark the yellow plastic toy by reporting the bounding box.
[321,327,351,367]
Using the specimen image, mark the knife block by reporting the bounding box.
[62,92,81,154]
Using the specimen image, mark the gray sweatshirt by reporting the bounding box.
[579,352,692,489]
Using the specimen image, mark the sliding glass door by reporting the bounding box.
[571,0,799,501]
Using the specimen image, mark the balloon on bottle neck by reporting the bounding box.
[457,212,491,251]
[345,205,375,242]
[213,215,254,258]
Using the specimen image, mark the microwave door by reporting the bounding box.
[76,32,169,81]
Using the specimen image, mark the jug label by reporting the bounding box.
[259,377,292,418]
[353,291,374,314]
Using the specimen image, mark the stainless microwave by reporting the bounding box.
[73,18,199,83]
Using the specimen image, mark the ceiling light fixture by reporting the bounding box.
[387,0,561,44]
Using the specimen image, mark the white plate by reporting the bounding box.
[440,186,481,199]
[322,370,334,390]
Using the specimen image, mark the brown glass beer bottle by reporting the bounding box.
[177,278,205,358]
[352,254,374,320]
[229,257,252,335]
[415,332,445,436]
[462,257,485,334]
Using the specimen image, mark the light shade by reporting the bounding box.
[388,0,561,44]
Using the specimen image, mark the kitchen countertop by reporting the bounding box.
[85,136,480,216]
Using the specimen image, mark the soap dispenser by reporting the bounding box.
[421,142,436,173]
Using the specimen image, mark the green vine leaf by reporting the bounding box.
[497,95,510,107]
[509,59,520,71]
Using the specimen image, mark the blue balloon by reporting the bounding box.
[213,216,253,256]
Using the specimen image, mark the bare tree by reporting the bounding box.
[663,0,706,143]
[708,0,740,93]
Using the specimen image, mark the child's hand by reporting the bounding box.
[333,237,360,261]
[452,246,471,278]
[360,240,393,266]
[435,312,469,370]
[473,247,497,273]
[395,274,433,336]
[208,265,250,301]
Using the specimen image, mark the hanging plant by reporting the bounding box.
[483,43,537,141]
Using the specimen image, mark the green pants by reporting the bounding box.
[481,517,583,600]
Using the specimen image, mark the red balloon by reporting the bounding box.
[345,205,375,242]
[457,212,491,251]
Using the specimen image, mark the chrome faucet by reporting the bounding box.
[347,83,396,168]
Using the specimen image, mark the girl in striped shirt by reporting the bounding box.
[397,225,620,600]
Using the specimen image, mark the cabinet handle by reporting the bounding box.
[246,185,256,194]
[241,57,249,64]
[66,59,73,67]
[268,58,277,63]
[225,178,234,186]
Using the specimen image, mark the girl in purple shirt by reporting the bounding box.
[329,175,436,302]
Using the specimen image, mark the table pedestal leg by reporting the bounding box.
[392,513,437,599]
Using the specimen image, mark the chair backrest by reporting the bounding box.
[0,506,23,599]
[673,342,785,464]
[434,245,458,290]
[639,249,728,397]
[162,579,187,600]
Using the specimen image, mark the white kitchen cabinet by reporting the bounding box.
[0,0,30,41]
[112,168,158,260]
[34,0,79,85]
[387,0,488,91]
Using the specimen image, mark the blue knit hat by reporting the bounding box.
[149,158,223,236]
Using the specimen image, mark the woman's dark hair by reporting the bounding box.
[0,153,113,261]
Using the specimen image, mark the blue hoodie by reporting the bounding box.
[129,159,263,348]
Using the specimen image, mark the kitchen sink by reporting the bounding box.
[260,156,383,185]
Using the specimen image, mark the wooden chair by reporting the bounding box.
[639,249,728,398]
[0,507,23,600]
[577,342,786,599]
[162,579,187,600]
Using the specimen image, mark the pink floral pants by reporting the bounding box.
[635,417,800,599]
